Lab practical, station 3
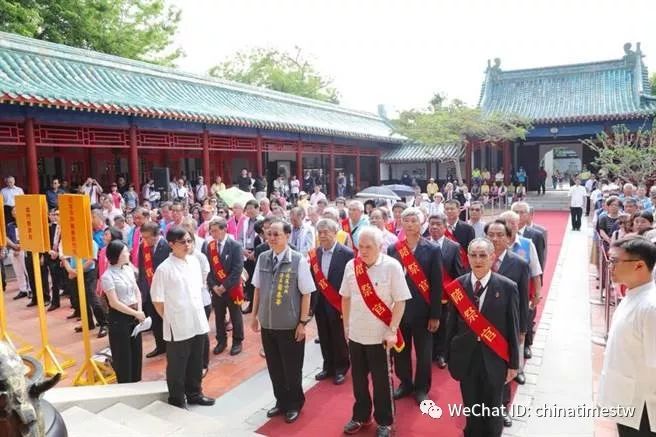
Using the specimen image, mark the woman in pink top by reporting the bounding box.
[226,203,245,238]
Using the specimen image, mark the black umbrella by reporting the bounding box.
[383,184,416,198]
[355,186,401,201]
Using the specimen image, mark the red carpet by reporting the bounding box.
[257,212,569,437]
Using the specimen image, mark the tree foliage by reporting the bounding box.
[582,124,656,184]
[209,47,340,103]
[0,0,182,66]
[651,72,656,95]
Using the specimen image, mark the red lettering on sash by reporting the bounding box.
[209,240,245,305]
[308,249,342,313]
[394,239,431,304]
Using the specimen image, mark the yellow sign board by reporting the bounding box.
[0,197,6,247]
[15,195,49,253]
[58,194,93,259]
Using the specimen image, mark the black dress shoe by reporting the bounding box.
[393,386,413,400]
[266,406,283,418]
[376,425,392,437]
[26,301,37,307]
[414,392,428,405]
[343,418,372,434]
[436,356,447,369]
[47,304,60,312]
[74,325,94,333]
[97,326,108,338]
[524,346,532,359]
[229,343,242,356]
[13,291,28,300]
[213,343,227,355]
[503,410,513,427]
[284,410,300,423]
[334,374,346,385]
[315,370,332,381]
[168,399,188,410]
[314,337,320,344]
[514,371,526,385]
[187,395,215,406]
[146,348,165,358]
[66,312,80,319]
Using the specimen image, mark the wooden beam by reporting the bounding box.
[256,134,264,177]
[296,140,303,178]
[129,125,140,192]
[202,129,210,182]
[25,118,38,194]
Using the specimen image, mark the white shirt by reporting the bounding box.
[339,254,411,345]
[469,220,486,239]
[172,185,188,200]
[310,191,327,206]
[470,270,492,310]
[598,282,656,431]
[150,254,209,342]
[569,185,587,208]
[102,207,123,226]
[429,202,445,216]
[585,179,595,194]
[1,185,24,206]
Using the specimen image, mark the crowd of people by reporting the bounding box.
[2,169,551,437]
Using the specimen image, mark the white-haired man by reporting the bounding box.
[340,226,410,437]
[387,207,443,405]
[345,201,370,248]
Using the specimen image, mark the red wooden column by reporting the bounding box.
[503,141,511,185]
[202,129,210,180]
[329,143,336,199]
[296,140,303,178]
[376,149,381,185]
[128,125,140,192]
[355,149,361,192]
[464,140,473,183]
[25,118,38,194]
[256,135,264,177]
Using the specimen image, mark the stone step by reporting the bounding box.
[62,406,145,437]
[99,402,183,437]
[141,400,226,436]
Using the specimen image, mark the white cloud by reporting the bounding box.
[170,0,656,114]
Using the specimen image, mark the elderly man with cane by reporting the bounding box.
[339,226,411,437]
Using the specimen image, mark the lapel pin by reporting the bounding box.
[495,292,500,298]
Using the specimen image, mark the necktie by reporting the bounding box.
[473,280,483,307]
[272,255,279,272]
[492,257,501,272]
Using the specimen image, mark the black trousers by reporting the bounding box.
[244,258,256,302]
[537,181,546,195]
[68,270,106,329]
[349,340,393,426]
[261,328,305,412]
[617,405,656,436]
[1,258,6,290]
[107,308,143,383]
[203,304,211,369]
[45,257,66,306]
[315,308,349,375]
[166,334,205,405]
[394,320,433,394]
[570,207,583,230]
[212,292,244,345]
[25,252,50,303]
[524,307,536,347]
[585,196,591,216]
[433,303,449,360]
[460,346,505,437]
[143,294,166,352]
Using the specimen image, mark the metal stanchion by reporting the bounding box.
[590,235,606,305]
[592,252,613,346]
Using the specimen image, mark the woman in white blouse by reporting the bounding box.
[369,207,398,252]
[101,240,146,383]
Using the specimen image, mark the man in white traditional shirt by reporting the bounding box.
[569,177,588,231]
[289,206,315,257]
[150,226,215,409]
[467,201,486,238]
[310,185,327,207]
[346,201,370,247]
[599,235,656,436]
[1,176,24,221]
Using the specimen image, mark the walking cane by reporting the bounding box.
[385,344,396,427]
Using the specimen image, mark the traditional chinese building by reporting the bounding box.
[0,32,403,195]
[476,43,656,188]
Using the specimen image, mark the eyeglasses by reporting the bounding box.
[175,238,194,245]
[608,258,641,265]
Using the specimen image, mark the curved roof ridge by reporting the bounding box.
[0,31,381,121]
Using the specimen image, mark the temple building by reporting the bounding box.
[0,32,403,195]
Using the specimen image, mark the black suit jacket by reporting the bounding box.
[310,243,354,319]
[388,238,443,322]
[451,220,476,253]
[523,226,546,271]
[446,273,520,383]
[439,238,466,281]
[497,251,530,333]
[203,238,244,293]
[137,237,171,296]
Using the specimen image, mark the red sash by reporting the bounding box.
[385,222,395,233]
[394,240,430,304]
[208,240,245,305]
[308,249,342,313]
[341,218,358,256]
[441,268,453,304]
[445,227,469,269]
[444,279,510,363]
[142,242,155,286]
[353,257,405,352]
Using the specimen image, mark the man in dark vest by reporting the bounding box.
[310,218,354,385]
[388,207,443,405]
[446,238,520,437]
[138,221,171,358]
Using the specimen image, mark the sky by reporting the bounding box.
[170,0,656,115]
